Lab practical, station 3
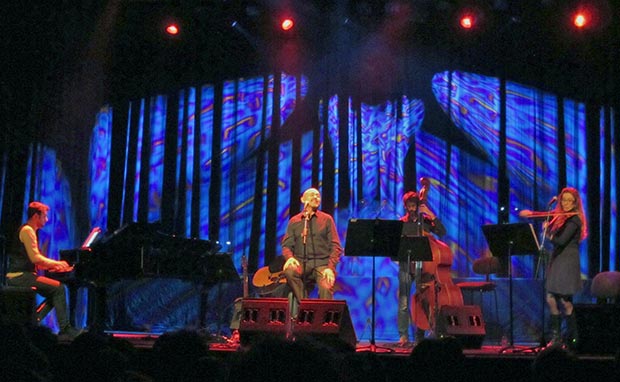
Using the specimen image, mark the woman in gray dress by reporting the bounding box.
[545,187,588,349]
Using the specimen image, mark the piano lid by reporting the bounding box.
[97,222,220,255]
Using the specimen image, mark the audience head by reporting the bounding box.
[228,335,338,382]
[407,337,466,382]
[151,329,211,381]
[338,351,388,382]
[531,345,578,382]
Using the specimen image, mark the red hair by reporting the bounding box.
[549,187,588,241]
[27,201,50,219]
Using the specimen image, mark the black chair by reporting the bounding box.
[456,256,501,324]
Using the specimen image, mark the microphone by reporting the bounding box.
[547,196,558,206]
[302,201,310,244]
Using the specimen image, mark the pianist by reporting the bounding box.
[5,201,81,339]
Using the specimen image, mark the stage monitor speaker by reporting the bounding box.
[0,286,37,325]
[239,298,357,350]
[574,303,620,355]
[436,305,486,349]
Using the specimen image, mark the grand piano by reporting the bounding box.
[55,222,233,331]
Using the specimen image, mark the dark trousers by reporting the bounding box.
[7,272,70,329]
[283,264,333,303]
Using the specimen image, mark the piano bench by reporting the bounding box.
[0,286,40,325]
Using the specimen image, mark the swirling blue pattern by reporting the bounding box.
[199,85,215,239]
[89,107,112,230]
[220,76,268,269]
[184,88,197,237]
[148,95,166,223]
[433,71,501,166]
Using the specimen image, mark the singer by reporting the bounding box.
[281,188,343,308]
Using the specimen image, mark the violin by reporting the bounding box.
[410,177,464,332]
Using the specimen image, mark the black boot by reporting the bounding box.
[414,328,425,345]
[58,324,82,340]
[565,312,579,350]
[547,314,562,347]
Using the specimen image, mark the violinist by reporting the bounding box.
[519,187,587,349]
[397,190,446,347]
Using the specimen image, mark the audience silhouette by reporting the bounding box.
[0,321,615,382]
[227,335,338,382]
[151,329,225,382]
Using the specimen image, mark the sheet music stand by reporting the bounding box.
[395,235,433,262]
[199,252,240,334]
[482,223,540,352]
[346,218,403,352]
[397,235,436,336]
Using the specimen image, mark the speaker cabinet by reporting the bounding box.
[436,305,486,349]
[0,286,37,325]
[239,298,357,350]
[574,303,620,355]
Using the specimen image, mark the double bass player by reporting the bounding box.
[396,186,447,347]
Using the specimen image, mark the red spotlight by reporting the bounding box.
[573,12,590,28]
[460,14,475,29]
[280,17,294,31]
[165,23,180,35]
[566,2,609,32]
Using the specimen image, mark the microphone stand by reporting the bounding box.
[302,212,309,301]
[534,201,555,350]
[288,208,309,340]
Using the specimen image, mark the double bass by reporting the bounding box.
[410,178,464,332]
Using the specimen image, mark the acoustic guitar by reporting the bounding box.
[252,266,286,295]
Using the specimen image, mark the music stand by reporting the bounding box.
[482,223,540,352]
[346,218,403,352]
[199,252,240,334]
[395,235,433,262]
